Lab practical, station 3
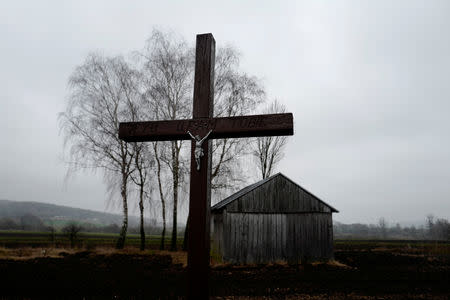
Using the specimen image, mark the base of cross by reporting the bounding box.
[118,33,293,299]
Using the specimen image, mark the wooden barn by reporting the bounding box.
[210,173,338,264]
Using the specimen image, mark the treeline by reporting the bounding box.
[0,214,47,232]
[334,215,449,240]
[0,215,164,235]
[3,214,448,241]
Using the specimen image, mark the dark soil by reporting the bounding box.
[0,249,448,299]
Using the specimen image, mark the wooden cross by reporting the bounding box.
[119,33,294,299]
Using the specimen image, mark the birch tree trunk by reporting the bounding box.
[170,141,180,251]
[153,142,167,250]
[116,174,129,249]
[139,186,145,250]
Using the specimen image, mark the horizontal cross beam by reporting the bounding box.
[119,113,293,142]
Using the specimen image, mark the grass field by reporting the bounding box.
[0,230,184,249]
[335,239,450,257]
[1,229,447,251]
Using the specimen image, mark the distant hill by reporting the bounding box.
[0,199,135,226]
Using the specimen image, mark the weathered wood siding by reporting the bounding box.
[217,211,333,264]
[225,175,332,213]
[211,213,224,258]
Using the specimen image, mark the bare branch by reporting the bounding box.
[252,100,289,179]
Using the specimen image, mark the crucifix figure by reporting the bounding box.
[187,130,212,171]
[119,33,294,299]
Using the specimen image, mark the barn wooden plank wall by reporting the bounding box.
[215,212,333,264]
[211,173,337,264]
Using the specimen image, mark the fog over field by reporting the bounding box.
[1,1,449,225]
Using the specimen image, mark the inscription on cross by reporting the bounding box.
[119,33,294,299]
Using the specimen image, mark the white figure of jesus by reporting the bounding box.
[187,130,212,171]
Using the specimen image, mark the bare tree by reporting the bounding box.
[60,54,140,249]
[48,222,56,246]
[252,100,289,179]
[426,214,435,239]
[63,223,82,248]
[211,46,266,189]
[378,217,387,239]
[433,218,450,240]
[138,30,266,250]
[61,30,267,252]
[140,30,193,251]
[426,214,449,240]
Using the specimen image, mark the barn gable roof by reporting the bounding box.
[211,173,339,213]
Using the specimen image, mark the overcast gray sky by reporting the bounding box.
[1,0,449,225]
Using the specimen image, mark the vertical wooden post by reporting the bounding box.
[187,33,215,300]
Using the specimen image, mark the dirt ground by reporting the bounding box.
[0,244,448,299]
